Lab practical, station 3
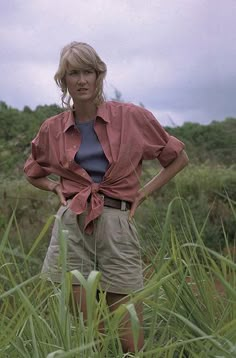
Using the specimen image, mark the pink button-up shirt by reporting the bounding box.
[24,101,185,233]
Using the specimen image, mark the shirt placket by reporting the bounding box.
[94,119,112,165]
[65,127,91,180]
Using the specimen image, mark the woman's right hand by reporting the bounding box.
[53,183,67,206]
[25,176,67,206]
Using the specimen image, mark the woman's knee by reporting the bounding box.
[106,292,144,353]
[70,285,87,318]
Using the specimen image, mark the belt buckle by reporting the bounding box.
[121,201,126,211]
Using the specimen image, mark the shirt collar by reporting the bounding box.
[63,111,76,132]
[97,102,110,123]
[63,102,110,133]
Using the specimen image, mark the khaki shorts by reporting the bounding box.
[41,202,143,294]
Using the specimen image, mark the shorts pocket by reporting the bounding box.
[117,212,141,250]
[61,207,77,226]
[55,204,69,221]
[51,203,76,240]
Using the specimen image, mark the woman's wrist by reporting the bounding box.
[138,189,147,203]
[50,182,60,193]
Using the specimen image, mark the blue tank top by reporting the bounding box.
[74,120,109,183]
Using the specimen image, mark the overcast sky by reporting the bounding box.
[1,0,236,126]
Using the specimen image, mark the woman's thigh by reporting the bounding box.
[95,207,143,294]
[41,204,96,283]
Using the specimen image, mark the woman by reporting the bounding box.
[24,41,189,353]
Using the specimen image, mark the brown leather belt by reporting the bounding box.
[87,193,131,211]
[103,195,131,211]
[68,193,131,211]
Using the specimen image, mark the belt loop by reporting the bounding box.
[121,201,126,211]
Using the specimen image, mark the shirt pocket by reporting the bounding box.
[59,149,77,170]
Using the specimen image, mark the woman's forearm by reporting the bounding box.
[140,150,189,200]
[26,176,67,205]
[25,176,60,193]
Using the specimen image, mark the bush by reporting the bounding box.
[136,164,236,251]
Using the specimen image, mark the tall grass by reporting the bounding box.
[0,197,235,357]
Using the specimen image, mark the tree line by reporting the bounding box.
[0,100,235,177]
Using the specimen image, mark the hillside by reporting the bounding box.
[0,101,235,177]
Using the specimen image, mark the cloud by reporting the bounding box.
[1,0,236,125]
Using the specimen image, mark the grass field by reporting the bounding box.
[0,194,235,357]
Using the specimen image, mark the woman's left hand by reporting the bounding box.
[128,150,189,221]
[128,192,145,221]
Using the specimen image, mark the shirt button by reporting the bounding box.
[73,145,76,148]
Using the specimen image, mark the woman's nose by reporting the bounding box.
[77,73,86,84]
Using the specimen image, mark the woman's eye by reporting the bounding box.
[68,70,78,75]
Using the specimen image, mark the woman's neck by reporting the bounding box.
[73,102,97,123]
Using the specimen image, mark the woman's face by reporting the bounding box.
[65,65,97,105]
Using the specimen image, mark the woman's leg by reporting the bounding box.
[71,286,144,353]
[106,292,144,353]
[71,284,88,319]
[71,285,105,335]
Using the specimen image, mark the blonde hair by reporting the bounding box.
[54,41,107,108]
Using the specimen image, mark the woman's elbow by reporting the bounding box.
[180,150,189,168]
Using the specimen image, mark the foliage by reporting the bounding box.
[137,164,236,252]
[0,101,62,175]
[165,118,236,166]
[0,198,235,357]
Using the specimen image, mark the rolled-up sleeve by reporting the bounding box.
[141,109,185,167]
[24,124,50,178]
